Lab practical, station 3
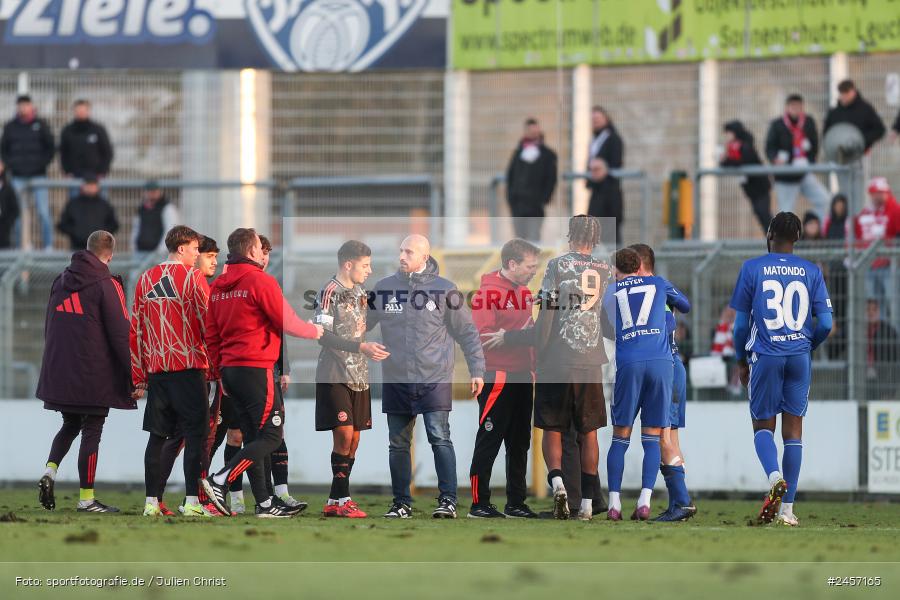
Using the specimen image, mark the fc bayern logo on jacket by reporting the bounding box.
[245,0,427,72]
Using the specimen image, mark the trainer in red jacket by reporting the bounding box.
[202,229,323,517]
[852,177,900,270]
[466,239,542,517]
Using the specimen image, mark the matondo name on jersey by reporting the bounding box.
[762,265,806,276]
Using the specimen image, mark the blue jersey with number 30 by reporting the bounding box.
[729,253,832,357]
[607,275,690,366]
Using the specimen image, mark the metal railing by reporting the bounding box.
[488,169,651,243]
[693,163,862,242]
[284,175,442,245]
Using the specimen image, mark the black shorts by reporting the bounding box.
[218,392,241,430]
[143,369,209,438]
[221,366,285,434]
[534,369,607,433]
[315,383,372,431]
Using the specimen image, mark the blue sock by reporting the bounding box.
[782,439,802,503]
[606,436,630,493]
[661,464,691,508]
[753,429,780,479]
[640,434,661,490]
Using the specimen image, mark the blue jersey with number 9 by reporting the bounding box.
[729,253,832,357]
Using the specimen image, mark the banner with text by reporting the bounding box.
[0,0,447,70]
[869,401,900,493]
[452,0,900,70]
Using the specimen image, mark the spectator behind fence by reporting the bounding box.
[852,177,900,309]
[505,118,557,242]
[58,175,119,251]
[0,95,55,250]
[586,106,624,243]
[866,300,899,398]
[824,80,886,197]
[721,120,772,233]
[802,211,823,241]
[0,160,20,249]
[765,94,829,220]
[60,100,114,196]
[824,194,848,240]
[132,182,177,253]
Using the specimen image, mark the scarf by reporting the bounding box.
[783,113,807,160]
[725,140,743,162]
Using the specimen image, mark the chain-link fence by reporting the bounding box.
[655,240,900,405]
[3,54,899,249]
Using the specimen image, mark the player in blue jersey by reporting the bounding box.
[730,212,832,526]
[604,248,690,521]
[629,243,696,522]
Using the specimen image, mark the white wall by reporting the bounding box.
[0,400,859,493]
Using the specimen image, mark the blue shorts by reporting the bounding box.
[612,359,673,428]
[748,352,811,420]
[668,355,687,429]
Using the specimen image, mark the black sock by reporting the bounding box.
[144,434,166,498]
[223,443,243,492]
[329,452,351,500]
[580,472,597,501]
[547,469,564,489]
[271,439,288,487]
[157,437,184,501]
[48,413,81,467]
[347,456,355,474]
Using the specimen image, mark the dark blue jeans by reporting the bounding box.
[387,411,457,506]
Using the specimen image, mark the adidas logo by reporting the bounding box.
[56,292,84,314]
[146,275,178,300]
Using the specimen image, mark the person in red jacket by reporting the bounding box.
[202,228,323,518]
[36,230,136,513]
[852,177,900,311]
[467,239,540,519]
[132,225,211,518]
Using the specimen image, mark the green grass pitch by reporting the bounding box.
[1,488,898,600]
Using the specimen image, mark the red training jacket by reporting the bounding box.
[205,260,318,373]
[471,270,535,372]
[130,260,209,386]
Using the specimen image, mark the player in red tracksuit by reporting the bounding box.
[202,228,323,518]
[467,239,541,519]
[132,225,211,517]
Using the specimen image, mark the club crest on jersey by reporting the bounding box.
[245,0,428,72]
[385,296,403,313]
[272,415,283,426]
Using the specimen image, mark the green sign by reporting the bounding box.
[452,0,900,69]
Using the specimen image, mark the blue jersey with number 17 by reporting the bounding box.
[606,275,690,366]
[729,253,832,357]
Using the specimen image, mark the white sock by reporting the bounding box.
[781,502,793,516]
[185,496,199,506]
[259,497,272,508]
[338,496,351,506]
[230,490,244,503]
[212,472,227,486]
[609,491,621,512]
[768,471,783,486]
[580,498,592,513]
[274,484,289,497]
[638,488,652,508]
[551,476,564,493]
[44,466,57,480]
[327,498,339,506]
[77,499,92,507]
[145,497,158,507]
